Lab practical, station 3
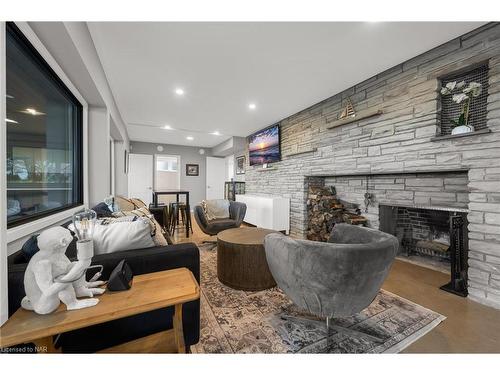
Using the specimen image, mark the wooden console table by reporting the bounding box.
[0,268,199,354]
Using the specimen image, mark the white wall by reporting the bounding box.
[212,136,247,182]
[114,140,128,197]
[225,154,235,181]
[88,106,111,206]
[62,22,129,145]
[1,21,8,326]
[130,142,211,207]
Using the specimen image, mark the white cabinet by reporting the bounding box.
[236,195,290,233]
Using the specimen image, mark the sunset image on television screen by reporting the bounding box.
[248,125,280,165]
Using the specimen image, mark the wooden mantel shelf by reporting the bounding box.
[326,108,383,129]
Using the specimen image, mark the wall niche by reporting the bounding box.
[439,63,489,136]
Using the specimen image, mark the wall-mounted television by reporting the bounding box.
[248,123,281,166]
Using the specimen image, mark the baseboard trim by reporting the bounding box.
[468,293,500,310]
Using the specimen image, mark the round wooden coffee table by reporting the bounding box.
[217,227,278,291]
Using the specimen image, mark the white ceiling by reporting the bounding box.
[88,22,483,148]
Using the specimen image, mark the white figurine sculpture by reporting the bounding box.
[21,226,105,315]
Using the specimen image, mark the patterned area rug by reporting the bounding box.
[192,246,446,354]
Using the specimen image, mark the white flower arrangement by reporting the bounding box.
[440,80,482,129]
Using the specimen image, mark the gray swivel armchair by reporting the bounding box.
[194,200,247,249]
[264,223,398,339]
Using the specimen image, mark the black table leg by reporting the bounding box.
[185,193,190,238]
[176,193,180,225]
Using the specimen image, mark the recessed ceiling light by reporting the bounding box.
[248,103,257,110]
[5,118,18,124]
[22,108,45,116]
[186,136,194,141]
[162,125,172,130]
[211,131,221,136]
[175,88,185,96]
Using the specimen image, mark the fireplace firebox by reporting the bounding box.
[380,205,468,297]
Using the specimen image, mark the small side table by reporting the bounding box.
[0,268,199,354]
[217,227,277,291]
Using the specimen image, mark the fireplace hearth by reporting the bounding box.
[380,204,468,297]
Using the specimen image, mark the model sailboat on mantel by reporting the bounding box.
[338,97,356,120]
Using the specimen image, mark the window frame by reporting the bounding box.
[154,154,181,191]
[5,22,88,242]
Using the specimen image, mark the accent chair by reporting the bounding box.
[193,200,247,249]
[264,223,399,347]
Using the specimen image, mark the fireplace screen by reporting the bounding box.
[380,205,468,297]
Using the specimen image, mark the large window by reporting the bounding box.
[6,23,83,228]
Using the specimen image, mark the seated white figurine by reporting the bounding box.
[21,226,105,315]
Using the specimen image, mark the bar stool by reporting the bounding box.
[184,203,193,235]
[169,202,193,236]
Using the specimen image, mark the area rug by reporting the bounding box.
[191,245,446,354]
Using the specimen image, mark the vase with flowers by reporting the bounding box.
[440,80,482,135]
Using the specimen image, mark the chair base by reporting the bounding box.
[279,314,334,353]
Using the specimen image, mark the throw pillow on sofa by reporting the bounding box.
[202,199,230,220]
[69,219,155,255]
[99,216,136,225]
[92,202,114,218]
[114,196,137,211]
[21,234,39,262]
[129,197,147,209]
[20,222,77,262]
[113,207,168,247]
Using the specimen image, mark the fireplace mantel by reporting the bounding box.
[305,168,470,179]
[379,203,469,213]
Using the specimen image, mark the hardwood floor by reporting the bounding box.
[171,215,500,353]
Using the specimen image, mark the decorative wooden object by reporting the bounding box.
[217,228,278,291]
[285,148,318,157]
[327,108,383,129]
[338,97,356,120]
[0,268,199,354]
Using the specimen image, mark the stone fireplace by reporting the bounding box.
[245,24,500,308]
[304,171,470,295]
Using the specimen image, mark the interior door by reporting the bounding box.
[206,156,226,200]
[128,153,153,204]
